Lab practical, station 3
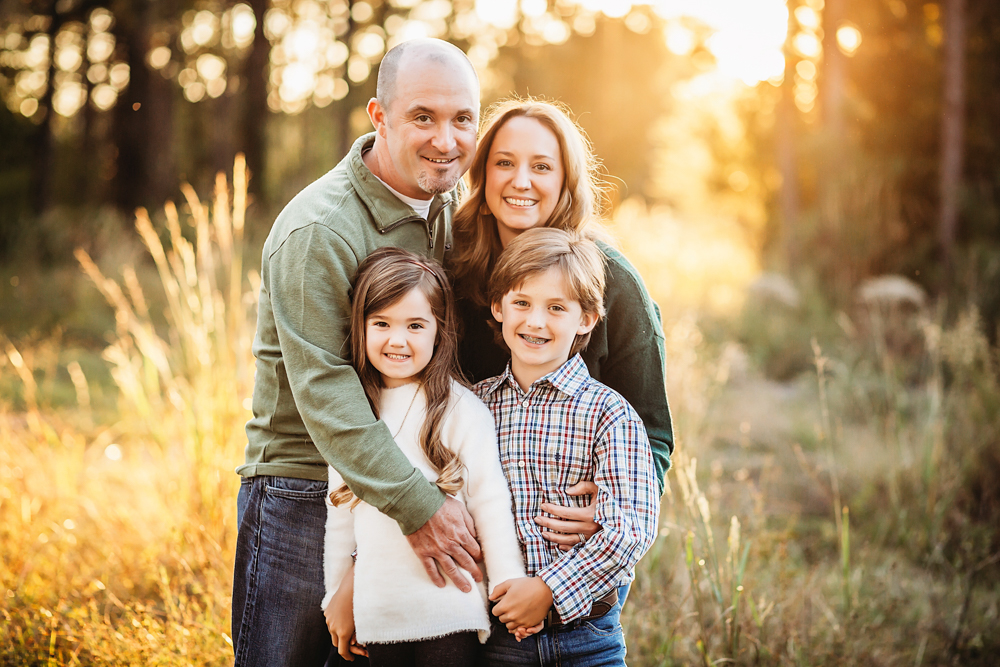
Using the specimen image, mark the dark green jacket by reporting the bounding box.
[239,133,456,535]
[455,241,674,494]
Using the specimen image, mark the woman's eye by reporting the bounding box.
[534,163,551,171]
[496,159,513,167]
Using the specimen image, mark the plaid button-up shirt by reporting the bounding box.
[474,354,659,623]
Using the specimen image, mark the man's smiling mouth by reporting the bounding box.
[424,157,456,164]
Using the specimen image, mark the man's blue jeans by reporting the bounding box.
[232,475,365,667]
[481,584,630,666]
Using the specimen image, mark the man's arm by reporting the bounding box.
[269,224,443,533]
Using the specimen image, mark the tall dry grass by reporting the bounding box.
[1,157,255,664]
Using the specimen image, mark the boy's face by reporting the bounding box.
[491,266,598,389]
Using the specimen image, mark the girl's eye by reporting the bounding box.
[369,320,388,328]
[408,323,424,330]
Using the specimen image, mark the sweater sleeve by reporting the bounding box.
[268,223,444,534]
[444,385,525,593]
[321,465,357,610]
[593,246,674,495]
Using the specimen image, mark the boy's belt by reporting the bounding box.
[545,588,618,629]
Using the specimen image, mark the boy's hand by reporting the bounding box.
[324,566,368,661]
[536,481,601,551]
[489,577,553,632]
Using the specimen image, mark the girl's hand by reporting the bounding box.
[489,577,552,631]
[513,621,545,642]
[324,566,368,661]
[535,481,601,551]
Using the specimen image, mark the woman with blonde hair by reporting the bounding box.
[448,97,674,535]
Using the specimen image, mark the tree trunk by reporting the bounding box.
[33,1,64,214]
[821,0,846,143]
[241,0,270,200]
[939,0,966,279]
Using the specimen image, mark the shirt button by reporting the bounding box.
[518,460,525,468]
[522,400,529,408]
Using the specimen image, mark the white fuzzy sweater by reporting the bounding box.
[322,381,525,644]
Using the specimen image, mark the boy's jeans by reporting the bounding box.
[232,475,365,667]
[482,584,630,666]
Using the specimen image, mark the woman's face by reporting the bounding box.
[484,116,565,248]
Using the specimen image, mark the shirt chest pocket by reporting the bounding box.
[541,435,592,490]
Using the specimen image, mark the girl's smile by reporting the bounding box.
[365,287,438,388]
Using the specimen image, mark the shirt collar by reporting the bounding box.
[346,133,454,233]
[480,354,592,399]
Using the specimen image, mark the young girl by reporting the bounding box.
[321,247,525,667]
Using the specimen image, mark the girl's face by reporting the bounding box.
[484,116,565,248]
[365,287,438,388]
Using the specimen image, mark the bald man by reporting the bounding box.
[232,39,481,667]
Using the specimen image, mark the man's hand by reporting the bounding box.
[489,577,553,632]
[406,496,482,592]
[324,566,368,661]
[535,481,601,551]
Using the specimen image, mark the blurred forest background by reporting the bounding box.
[2,0,999,665]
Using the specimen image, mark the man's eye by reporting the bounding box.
[457,115,473,124]
[416,114,432,123]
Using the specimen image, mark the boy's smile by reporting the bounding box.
[491,267,598,391]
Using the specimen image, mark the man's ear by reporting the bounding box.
[367,97,385,136]
[576,311,599,336]
[490,301,504,323]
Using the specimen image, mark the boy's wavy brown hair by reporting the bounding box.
[489,227,606,357]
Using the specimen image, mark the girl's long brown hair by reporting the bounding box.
[449,97,609,307]
[329,247,466,508]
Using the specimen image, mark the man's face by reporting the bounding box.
[370,58,479,200]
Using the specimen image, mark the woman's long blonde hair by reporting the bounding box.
[449,97,609,307]
[329,248,466,508]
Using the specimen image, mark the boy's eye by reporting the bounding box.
[512,299,529,307]
[549,304,565,312]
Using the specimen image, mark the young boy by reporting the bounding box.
[475,227,659,665]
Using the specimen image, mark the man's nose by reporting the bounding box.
[431,123,456,154]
